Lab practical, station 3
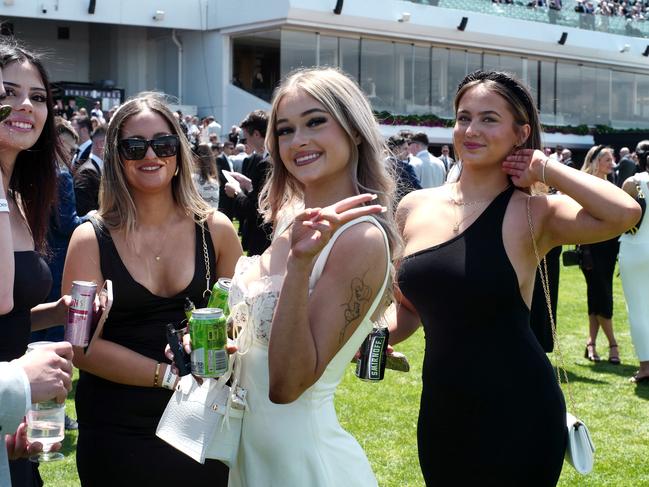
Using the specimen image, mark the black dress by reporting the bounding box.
[580,237,619,319]
[398,187,566,486]
[75,220,228,486]
[0,251,52,487]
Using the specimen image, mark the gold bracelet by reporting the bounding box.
[153,362,161,387]
[542,158,549,186]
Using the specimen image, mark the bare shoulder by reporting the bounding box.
[206,209,235,232]
[397,187,446,228]
[70,221,99,247]
[326,220,388,270]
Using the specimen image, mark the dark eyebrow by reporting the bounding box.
[457,109,501,117]
[276,108,328,125]
[3,81,46,92]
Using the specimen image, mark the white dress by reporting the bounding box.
[619,171,649,361]
[228,216,388,487]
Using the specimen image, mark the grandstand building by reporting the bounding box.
[2,0,649,148]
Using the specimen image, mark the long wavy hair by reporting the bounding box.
[260,67,399,262]
[99,92,212,235]
[0,40,61,252]
[194,143,218,184]
[581,144,613,176]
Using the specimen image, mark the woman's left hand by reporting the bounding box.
[289,194,385,262]
[502,149,548,188]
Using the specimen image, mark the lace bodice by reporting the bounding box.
[228,255,284,345]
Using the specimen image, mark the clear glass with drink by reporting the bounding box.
[25,341,66,463]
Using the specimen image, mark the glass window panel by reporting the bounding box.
[525,59,539,110]
[539,60,556,125]
[580,66,597,125]
[231,30,280,102]
[483,53,500,72]
[361,39,395,112]
[413,46,431,113]
[395,43,412,113]
[595,68,611,125]
[635,73,649,124]
[611,71,635,124]
[281,30,316,77]
[447,49,468,118]
[500,55,523,80]
[466,51,481,75]
[318,35,338,68]
[340,37,360,83]
[431,47,449,117]
[556,62,581,126]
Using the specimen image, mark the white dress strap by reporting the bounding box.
[308,216,390,310]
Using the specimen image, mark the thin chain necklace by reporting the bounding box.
[136,219,174,262]
[448,184,511,233]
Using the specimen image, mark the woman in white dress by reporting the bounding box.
[620,140,649,383]
[227,67,399,487]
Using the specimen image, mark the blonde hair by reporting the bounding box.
[98,92,212,234]
[581,145,612,176]
[260,67,399,260]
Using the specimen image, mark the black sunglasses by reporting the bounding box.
[0,104,11,123]
[118,134,180,160]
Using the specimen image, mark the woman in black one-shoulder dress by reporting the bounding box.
[387,71,641,486]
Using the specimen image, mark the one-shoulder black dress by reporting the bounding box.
[75,219,228,486]
[398,187,566,486]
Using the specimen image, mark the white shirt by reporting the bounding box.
[411,150,446,188]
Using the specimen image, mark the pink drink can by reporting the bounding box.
[64,281,97,346]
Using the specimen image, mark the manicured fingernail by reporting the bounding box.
[380,206,388,213]
[370,194,378,200]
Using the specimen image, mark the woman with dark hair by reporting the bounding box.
[387,70,639,485]
[620,140,649,382]
[63,92,241,485]
[580,144,622,363]
[0,41,72,486]
[192,142,220,208]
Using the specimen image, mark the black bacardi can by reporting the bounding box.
[356,326,389,381]
[165,322,192,377]
[64,281,97,347]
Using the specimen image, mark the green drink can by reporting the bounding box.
[189,308,228,377]
[207,278,231,317]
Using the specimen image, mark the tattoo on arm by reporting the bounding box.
[339,274,373,344]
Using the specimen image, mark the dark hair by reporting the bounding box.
[635,140,649,172]
[194,143,218,184]
[90,124,107,140]
[387,135,405,150]
[240,109,268,138]
[0,40,60,252]
[73,115,92,134]
[410,132,429,146]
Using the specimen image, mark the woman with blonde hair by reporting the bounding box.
[192,142,220,208]
[226,67,397,486]
[63,92,241,485]
[386,71,639,485]
[579,144,622,363]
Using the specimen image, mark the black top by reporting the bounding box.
[0,251,52,361]
[398,186,566,486]
[75,218,217,430]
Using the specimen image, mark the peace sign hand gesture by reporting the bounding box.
[289,194,385,262]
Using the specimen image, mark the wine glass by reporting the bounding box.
[25,341,66,463]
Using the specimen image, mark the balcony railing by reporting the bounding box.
[408,0,649,39]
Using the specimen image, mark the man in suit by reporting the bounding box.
[216,141,235,219]
[74,125,106,215]
[1,343,73,486]
[70,115,93,170]
[616,146,637,187]
[438,145,455,172]
[225,110,272,255]
[408,132,446,188]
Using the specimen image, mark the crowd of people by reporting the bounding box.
[1,33,647,487]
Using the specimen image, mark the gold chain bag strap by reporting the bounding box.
[200,222,211,305]
[526,196,595,475]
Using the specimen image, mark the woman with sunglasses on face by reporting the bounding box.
[62,92,242,485]
[226,67,397,487]
[0,42,77,486]
[386,71,639,486]
[580,145,623,364]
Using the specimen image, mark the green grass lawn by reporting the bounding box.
[40,262,649,486]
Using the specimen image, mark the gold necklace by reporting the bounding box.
[137,220,174,262]
[449,184,511,233]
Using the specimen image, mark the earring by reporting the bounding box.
[174,166,179,177]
